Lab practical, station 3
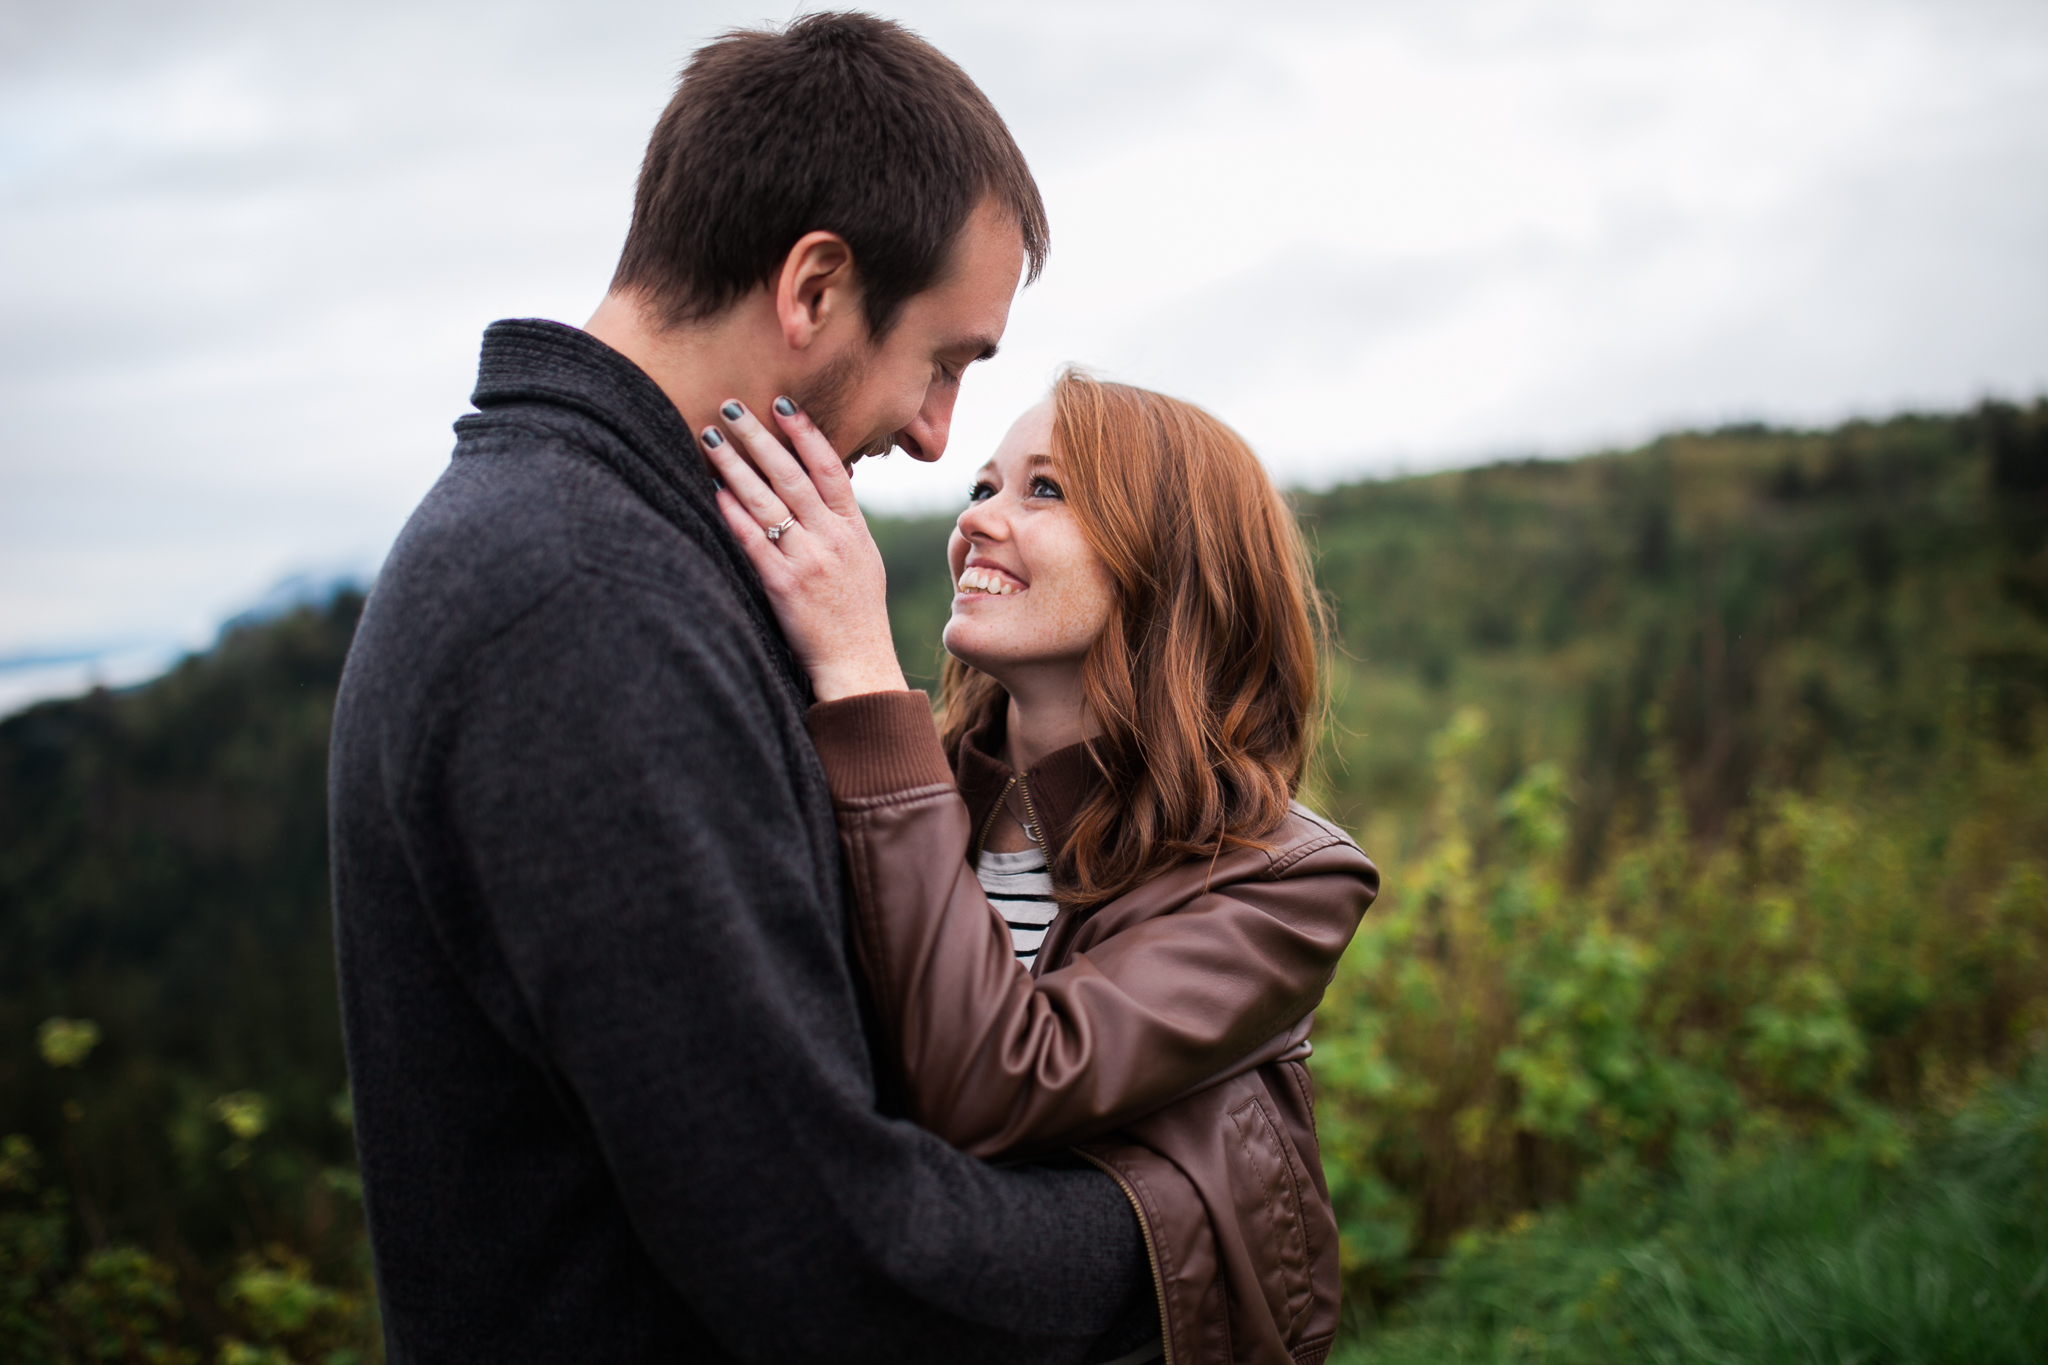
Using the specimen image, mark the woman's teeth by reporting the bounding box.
[957,567,1019,596]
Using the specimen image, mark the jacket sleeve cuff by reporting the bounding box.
[806,690,955,800]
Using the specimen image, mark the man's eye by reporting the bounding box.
[1029,476,1064,500]
[968,480,994,502]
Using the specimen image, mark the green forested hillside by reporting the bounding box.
[1301,405,2048,865]
[4,402,2045,1362]
[0,595,372,1359]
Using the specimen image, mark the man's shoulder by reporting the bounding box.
[338,416,754,741]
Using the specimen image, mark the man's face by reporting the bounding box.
[800,197,1026,469]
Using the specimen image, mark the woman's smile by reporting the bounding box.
[941,400,1117,681]
[955,562,1026,596]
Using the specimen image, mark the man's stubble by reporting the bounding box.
[793,341,893,469]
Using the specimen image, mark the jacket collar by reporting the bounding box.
[953,700,1104,875]
[464,318,807,702]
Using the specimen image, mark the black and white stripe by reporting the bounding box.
[975,845,1059,971]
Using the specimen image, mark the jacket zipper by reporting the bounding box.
[1013,775,1069,979]
[972,772,1055,870]
[1015,774,1053,866]
[1072,1148,1174,1365]
[972,774,1019,861]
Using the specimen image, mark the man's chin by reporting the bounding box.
[841,437,896,473]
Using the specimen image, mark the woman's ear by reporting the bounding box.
[775,230,860,352]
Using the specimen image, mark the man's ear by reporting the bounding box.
[775,231,860,352]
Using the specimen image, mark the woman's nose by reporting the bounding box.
[956,497,1004,541]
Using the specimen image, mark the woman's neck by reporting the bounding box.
[997,662,1094,774]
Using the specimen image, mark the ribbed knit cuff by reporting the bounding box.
[806,690,955,800]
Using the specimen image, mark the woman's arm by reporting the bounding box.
[810,690,1377,1159]
[696,397,1376,1157]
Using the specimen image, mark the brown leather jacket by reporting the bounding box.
[807,692,1379,1365]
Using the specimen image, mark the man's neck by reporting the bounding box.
[583,291,785,457]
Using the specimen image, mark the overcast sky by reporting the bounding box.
[4,0,2046,712]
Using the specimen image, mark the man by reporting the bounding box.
[329,14,1159,1364]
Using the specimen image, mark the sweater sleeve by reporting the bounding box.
[424,573,1149,1363]
[808,690,1379,1160]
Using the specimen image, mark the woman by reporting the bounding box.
[698,371,1378,1365]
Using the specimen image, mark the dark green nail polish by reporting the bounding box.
[720,401,744,422]
[774,396,796,418]
[701,427,724,448]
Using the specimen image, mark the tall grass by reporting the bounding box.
[1330,1057,2048,1363]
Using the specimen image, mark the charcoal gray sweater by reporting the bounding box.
[329,320,1153,1364]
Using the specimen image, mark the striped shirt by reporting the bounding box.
[975,844,1059,971]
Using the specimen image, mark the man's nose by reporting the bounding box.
[896,382,959,463]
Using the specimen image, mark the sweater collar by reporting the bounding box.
[469,317,715,521]
[953,700,1104,875]
[464,317,807,702]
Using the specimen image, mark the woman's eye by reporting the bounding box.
[1029,476,1064,500]
[967,480,994,502]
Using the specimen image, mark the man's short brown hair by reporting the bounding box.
[610,12,1049,338]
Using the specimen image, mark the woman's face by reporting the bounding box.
[943,400,1117,685]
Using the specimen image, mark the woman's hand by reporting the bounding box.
[699,397,910,703]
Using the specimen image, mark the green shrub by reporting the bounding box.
[217,1246,372,1365]
[1313,705,2048,1300]
[54,1248,196,1365]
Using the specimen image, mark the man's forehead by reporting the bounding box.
[912,201,1023,347]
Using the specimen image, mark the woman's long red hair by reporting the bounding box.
[939,370,1326,907]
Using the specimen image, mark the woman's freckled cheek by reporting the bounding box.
[945,490,1113,665]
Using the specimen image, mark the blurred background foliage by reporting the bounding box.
[3,400,2045,1361]
[1,597,373,1363]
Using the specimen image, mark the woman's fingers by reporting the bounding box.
[712,489,790,589]
[713,486,788,577]
[700,397,906,703]
[698,422,793,535]
[709,400,828,526]
[767,398,860,517]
